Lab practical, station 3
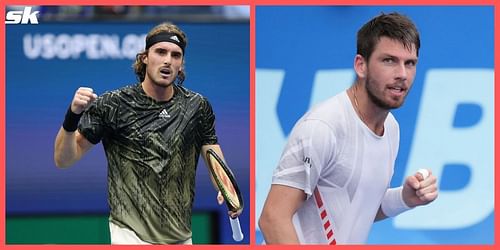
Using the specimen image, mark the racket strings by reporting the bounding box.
[207,151,242,210]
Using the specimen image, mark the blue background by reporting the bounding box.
[6,21,249,244]
[255,6,494,244]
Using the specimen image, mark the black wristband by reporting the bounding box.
[62,106,83,132]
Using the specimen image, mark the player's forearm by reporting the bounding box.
[54,127,81,168]
[201,144,223,191]
[259,212,300,244]
[208,174,220,192]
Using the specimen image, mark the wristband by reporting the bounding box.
[62,106,83,132]
[380,186,412,217]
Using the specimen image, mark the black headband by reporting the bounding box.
[145,32,186,54]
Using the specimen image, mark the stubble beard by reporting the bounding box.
[365,74,407,110]
[146,70,176,89]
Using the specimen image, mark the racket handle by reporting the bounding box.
[229,216,244,242]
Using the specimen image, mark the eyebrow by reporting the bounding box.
[153,48,183,58]
[153,47,182,53]
[380,53,418,62]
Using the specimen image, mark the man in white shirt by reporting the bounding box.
[259,12,438,244]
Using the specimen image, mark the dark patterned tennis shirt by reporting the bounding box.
[78,83,218,243]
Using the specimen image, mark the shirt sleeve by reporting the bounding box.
[272,119,336,197]
[78,94,115,144]
[198,97,218,145]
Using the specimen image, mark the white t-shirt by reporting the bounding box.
[272,91,400,244]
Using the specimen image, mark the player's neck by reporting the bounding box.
[348,83,388,136]
[142,80,175,102]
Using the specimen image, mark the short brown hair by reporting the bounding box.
[132,22,188,84]
[357,12,420,61]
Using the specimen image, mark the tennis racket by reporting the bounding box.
[205,149,244,242]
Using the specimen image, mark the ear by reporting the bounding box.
[354,54,367,79]
[141,53,148,64]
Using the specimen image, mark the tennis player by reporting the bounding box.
[54,22,242,244]
[259,12,438,244]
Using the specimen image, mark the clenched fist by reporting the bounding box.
[71,87,98,114]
